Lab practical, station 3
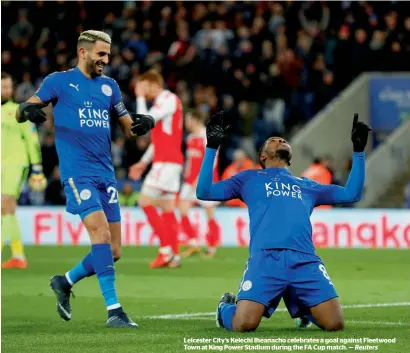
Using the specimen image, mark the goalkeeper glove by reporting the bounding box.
[130,113,155,136]
[29,164,47,192]
[18,102,48,124]
[205,111,230,149]
[351,113,372,152]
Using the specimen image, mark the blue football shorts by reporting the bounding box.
[63,176,121,223]
[236,249,338,318]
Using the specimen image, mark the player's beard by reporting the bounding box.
[86,56,104,77]
[275,149,292,166]
[264,146,292,167]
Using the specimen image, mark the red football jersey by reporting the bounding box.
[184,129,219,184]
[137,90,184,165]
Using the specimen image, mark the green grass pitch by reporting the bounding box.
[2,247,410,353]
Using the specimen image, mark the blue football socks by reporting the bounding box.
[91,243,121,310]
[65,252,94,286]
[220,303,237,331]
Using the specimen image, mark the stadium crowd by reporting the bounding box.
[2,1,410,206]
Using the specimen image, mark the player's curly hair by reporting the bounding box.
[77,30,111,50]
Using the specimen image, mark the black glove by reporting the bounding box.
[351,113,372,152]
[205,111,230,149]
[130,113,155,136]
[18,102,48,123]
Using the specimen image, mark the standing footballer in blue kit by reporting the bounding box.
[16,30,155,328]
[197,112,371,332]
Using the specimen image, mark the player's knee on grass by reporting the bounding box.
[232,300,265,332]
[322,318,344,331]
[310,297,344,331]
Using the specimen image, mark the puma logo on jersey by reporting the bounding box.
[69,83,79,91]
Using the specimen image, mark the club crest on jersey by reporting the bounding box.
[265,182,302,199]
[241,280,252,291]
[101,84,112,97]
[80,189,91,200]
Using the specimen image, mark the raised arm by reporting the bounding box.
[196,111,243,201]
[196,148,242,201]
[314,114,371,206]
[314,152,365,205]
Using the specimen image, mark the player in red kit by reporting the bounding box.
[129,70,183,268]
[179,111,221,258]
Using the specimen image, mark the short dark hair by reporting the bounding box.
[258,140,269,168]
[258,137,291,168]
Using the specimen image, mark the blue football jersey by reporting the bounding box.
[36,67,128,182]
[197,148,365,255]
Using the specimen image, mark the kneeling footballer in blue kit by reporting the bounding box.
[197,112,371,332]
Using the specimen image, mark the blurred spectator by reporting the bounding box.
[15,72,35,103]
[302,157,333,209]
[118,182,139,207]
[45,166,66,206]
[298,2,330,38]
[222,149,255,208]
[8,9,34,46]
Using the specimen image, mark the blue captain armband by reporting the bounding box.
[113,101,128,119]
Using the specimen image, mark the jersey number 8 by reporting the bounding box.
[319,264,331,280]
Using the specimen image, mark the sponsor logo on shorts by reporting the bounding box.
[101,84,112,97]
[80,189,91,201]
[241,280,252,291]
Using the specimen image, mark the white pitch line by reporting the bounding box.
[144,318,409,326]
[343,302,410,309]
[143,302,410,319]
[347,320,409,326]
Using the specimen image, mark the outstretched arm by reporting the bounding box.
[196,148,242,201]
[197,111,243,201]
[315,113,371,205]
[314,152,365,205]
